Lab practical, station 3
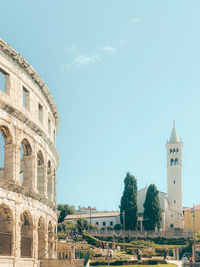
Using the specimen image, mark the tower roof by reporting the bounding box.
[169,121,181,143]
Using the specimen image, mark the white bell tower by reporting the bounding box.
[166,121,183,228]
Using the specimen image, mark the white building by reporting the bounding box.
[65,211,120,228]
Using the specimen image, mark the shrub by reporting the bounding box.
[114,224,122,230]
[58,232,66,239]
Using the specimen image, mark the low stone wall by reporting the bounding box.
[40,259,84,267]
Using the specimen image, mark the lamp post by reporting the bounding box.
[88,206,92,230]
[122,211,125,251]
[192,205,196,262]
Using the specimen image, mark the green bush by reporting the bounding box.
[90,259,167,266]
[58,232,66,239]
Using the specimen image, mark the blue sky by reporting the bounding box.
[0,0,200,210]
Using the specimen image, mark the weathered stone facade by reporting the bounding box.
[0,38,59,267]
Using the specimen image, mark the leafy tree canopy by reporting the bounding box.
[120,172,138,230]
[57,204,76,223]
[143,184,162,231]
[76,218,89,233]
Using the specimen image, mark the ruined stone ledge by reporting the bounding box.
[0,38,59,126]
[0,179,57,211]
[0,98,59,165]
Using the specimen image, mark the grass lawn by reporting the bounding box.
[93,265,176,267]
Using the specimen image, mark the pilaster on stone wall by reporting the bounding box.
[4,144,20,183]
[37,164,46,196]
[23,155,36,190]
[47,174,53,202]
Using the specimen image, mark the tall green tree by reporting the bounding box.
[143,184,162,231]
[120,172,138,230]
[57,204,76,223]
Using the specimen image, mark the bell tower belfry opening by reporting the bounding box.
[166,121,183,228]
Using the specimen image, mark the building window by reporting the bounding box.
[170,149,172,153]
[170,224,174,228]
[110,221,113,226]
[59,252,61,260]
[48,118,51,135]
[170,158,174,166]
[22,87,30,110]
[174,180,175,184]
[63,252,65,259]
[96,222,99,225]
[38,103,43,123]
[173,148,175,153]
[176,148,179,153]
[171,215,173,217]
[175,158,178,165]
[174,200,176,204]
[103,222,106,226]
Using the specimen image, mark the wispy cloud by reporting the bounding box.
[118,40,126,48]
[64,44,77,54]
[131,17,139,24]
[100,46,116,54]
[72,54,100,68]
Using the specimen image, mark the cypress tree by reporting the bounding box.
[120,172,138,230]
[143,184,162,231]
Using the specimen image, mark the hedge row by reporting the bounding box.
[90,259,167,266]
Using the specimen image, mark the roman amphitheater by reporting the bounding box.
[0,38,59,266]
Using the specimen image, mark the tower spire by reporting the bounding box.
[169,121,180,143]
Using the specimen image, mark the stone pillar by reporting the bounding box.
[37,164,46,196]
[23,155,36,190]
[53,170,57,203]
[47,173,53,202]
[4,144,20,183]
[14,211,21,264]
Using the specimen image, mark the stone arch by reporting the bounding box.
[20,138,33,188]
[0,125,13,145]
[37,150,45,195]
[175,158,178,165]
[48,221,54,259]
[38,216,46,259]
[0,204,13,255]
[20,210,33,258]
[0,125,13,180]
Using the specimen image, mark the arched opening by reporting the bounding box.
[173,148,175,153]
[0,125,12,180]
[176,148,179,153]
[175,158,178,165]
[21,211,33,258]
[37,151,45,195]
[0,204,13,255]
[38,217,46,259]
[20,138,32,187]
[47,160,52,201]
[170,149,172,154]
[48,221,54,259]
[170,158,174,166]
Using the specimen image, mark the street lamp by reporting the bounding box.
[88,206,92,230]
[122,211,125,251]
[191,205,196,262]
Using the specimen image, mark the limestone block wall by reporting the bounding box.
[0,38,59,267]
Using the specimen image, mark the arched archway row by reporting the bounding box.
[0,122,56,202]
[0,201,57,260]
